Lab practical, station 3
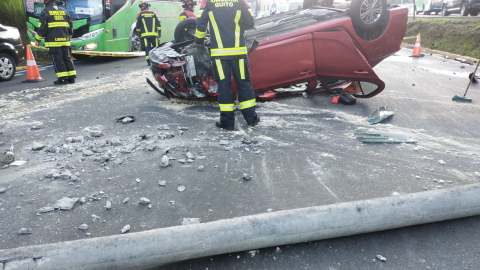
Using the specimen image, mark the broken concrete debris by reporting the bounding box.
[79,224,88,230]
[89,130,104,137]
[121,224,130,234]
[367,106,394,124]
[91,214,100,222]
[243,173,252,181]
[354,129,417,144]
[123,197,130,204]
[186,152,195,160]
[159,181,166,186]
[376,255,387,262]
[139,197,151,204]
[32,142,45,151]
[114,115,136,124]
[438,160,446,165]
[36,207,55,214]
[54,197,79,210]
[181,218,200,225]
[18,228,32,235]
[105,201,112,210]
[83,149,95,156]
[0,187,6,193]
[160,155,170,167]
[197,165,204,171]
[248,250,259,257]
[177,186,186,192]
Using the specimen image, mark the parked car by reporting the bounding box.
[0,23,25,82]
[415,0,444,14]
[441,0,480,15]
[147,0,408,102]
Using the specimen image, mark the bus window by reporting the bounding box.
[105,0,128,19]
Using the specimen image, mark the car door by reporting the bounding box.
[312,31,386,97]
[248,34,316,92]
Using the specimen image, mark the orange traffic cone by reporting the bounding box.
[410,33,424,58]
[22,45,45,83]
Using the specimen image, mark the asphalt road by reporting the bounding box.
[1,48,480,269]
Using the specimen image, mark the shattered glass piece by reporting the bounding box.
[54,197,79,210]
[367,106,394,124]
[354,129,417,144]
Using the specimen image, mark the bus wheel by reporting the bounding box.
[131,31,142,52]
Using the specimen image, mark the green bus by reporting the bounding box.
[24,0,195,57]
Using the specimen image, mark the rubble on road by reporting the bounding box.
[354,129,417,144]
[121,225,130,234]
[79,224,88,230]
[54,197,79,210]
[32,142,45,151]
[139,197,151,204]
[366,106,394,125]
[160,155,170,167]
[18,228,32,235]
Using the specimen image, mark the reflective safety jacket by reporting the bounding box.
[195,0,254,59]
[35,2,73,48]
[179,9,197,21]
[136,9,162,38]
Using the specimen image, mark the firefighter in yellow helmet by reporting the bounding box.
[195,0,259,130]
[136,1,161,66]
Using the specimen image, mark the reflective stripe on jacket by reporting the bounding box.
[136,10,162,38]
[195,0,254,59]
[35,2,73,48]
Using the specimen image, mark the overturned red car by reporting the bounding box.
[146,0,408,102]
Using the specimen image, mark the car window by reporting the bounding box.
[359,81,379,95]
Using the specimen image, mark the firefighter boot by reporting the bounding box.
[53,79,68,85]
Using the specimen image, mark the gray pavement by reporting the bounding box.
[0,48,480,269]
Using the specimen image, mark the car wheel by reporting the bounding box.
[0,53,16,82]
[349,0,387,31]
[423,5,427,14]
[461,2,469,16]
[442,5,450,16]
[470,10,479,16]
[435,11,439,15]
[174,18,197,43]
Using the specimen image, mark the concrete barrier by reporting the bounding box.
[1,183,480,270]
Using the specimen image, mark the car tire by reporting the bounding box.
[461,2,469,16]
[470,10,479,16]
[442,5,450,16]
[349,0,387,31]
[174,18,197,43]
[435,11,439,15]
[0,53,16,82]
[130,30,142,52]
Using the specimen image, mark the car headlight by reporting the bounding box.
[72,28,104,41]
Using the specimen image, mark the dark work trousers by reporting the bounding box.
[49,46,76,80]
[142,37,159,64]
[213,58,257,127]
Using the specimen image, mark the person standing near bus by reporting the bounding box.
[195,0,260,130]
[136,1,161,66]
[34,0,76,85]
[179,0,197,21]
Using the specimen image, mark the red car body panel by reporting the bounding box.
[148,7,408,100]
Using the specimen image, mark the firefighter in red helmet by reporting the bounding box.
[136,1,161,65]
[179,0,197,21]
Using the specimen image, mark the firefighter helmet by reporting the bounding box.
[181,0,196,7]
[139,1,151,9]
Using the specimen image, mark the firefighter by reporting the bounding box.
[195,0,260,130]
[34,0,76,85]
[179,0,197,21]
[136,1,162,66]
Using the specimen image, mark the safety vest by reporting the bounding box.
[34,2,73,48]
[195,0,254,59]
[136,10,162,38]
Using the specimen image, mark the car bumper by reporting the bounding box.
[14,44,25,63]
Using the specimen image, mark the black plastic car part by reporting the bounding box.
[339,92,356,105]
